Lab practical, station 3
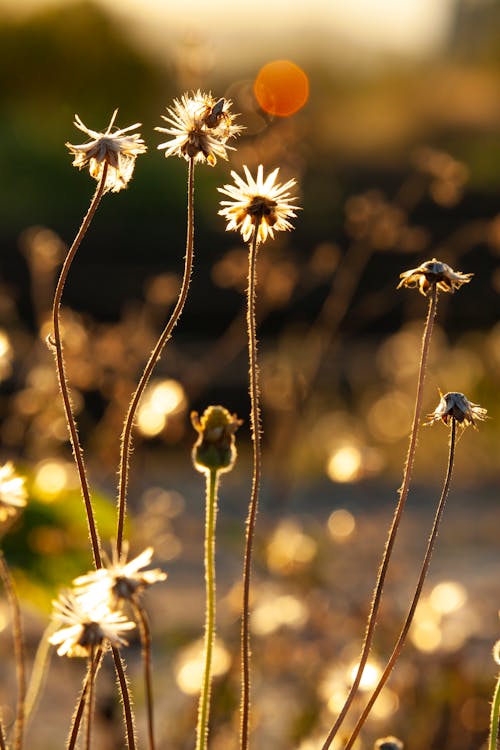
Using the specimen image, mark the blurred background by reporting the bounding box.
[0,0,499,748]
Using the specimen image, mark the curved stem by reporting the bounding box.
[116,157,195,557]
[321,285,438,750]
[489,672,500,750]
[0,553,25,750]
[240,230,261,750]
[196,468,219,750]
[132,603,156,750]
[112,647,136,750]
[344,418,457,749]
[52,167,109,569]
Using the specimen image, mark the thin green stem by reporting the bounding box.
[321,285,438,750]
[0,553,26,750]
[52,167,109,569]
[116,156,195,557]
[112,647,136,750]
[196,468,219,750]
[489,673,500,750]
[132,603,156,750]
[240,230,261,750]
[344,418,457,749]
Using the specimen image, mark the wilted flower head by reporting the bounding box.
[427,391,487,428]
[374,737,404,750]
[66,110,147,193]
[156,90,242,166]
[218,165,299,244]
[73,544,166,607]
[397,258,473,296]
[49,590,135,657]
[0,462,27,522]
[191,405,242,473]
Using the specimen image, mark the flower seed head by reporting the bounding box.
[66,110,147,193]
[156,90,242,166]
[397,257,473,296]
[0,462,27,522]
[374,737,404,750]
[73,544,167,608]
[49,590,135,657]
[191,405,242,473]
[218,165,299,244]
[427,391,487,428]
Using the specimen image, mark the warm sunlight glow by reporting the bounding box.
[251,594,308,635]
[254,60,309,117]
[410,620,442,652]
[175,639,231,695]
[429,580,467,615]
[348,660,382,691]
[34,460,70,500]
[266,520,317,573]
[326,445,362,483]
[149,379,186,414]
[327,508,356,541]
[136,404,167,437]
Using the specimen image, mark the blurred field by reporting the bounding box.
[0,1,499,749]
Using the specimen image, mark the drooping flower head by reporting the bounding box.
[218,165,299,244]
[427,391,487,428]
[156,90,242,166]
[66,110,147,193]
[0,462,27,522]
[49,590,135,657]
[374,738,404,750]
[397,258,473,297]
[73,544,167,608]
[191,405,242,473]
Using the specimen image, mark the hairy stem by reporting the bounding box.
[196,468,219,750]
[52,167,109,569]
[112,647,136,750]
[345,417,457,749]
[240,230,261,750]
[132,603,156,750]
[0,553,26,750]
[67,649,103,750]
[321,285,438,750]
[489,671,500,750]
[85,646,96,750]
[116,156,195,556]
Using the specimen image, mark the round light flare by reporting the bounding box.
[175,639,231,695]
[429,581,467,615]
[251,594,308,636]
[149,379,186,415]
[410,619,442,653]
[326,445,362,483]
[328,508,356,542]
[348,660,382,691]
[266,520,317,574]
[254,60,309,117]
[34,460,70,501]
[0,330,12,360]
[136,404,167,437]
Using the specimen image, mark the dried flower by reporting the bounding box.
[397,258,473,296]
[0,462,27,522]
[73,545,166,607]
[156,90,242,166]
[191,405,242,473]
[374,737,404,750]
[218,165,299,244]
[49,590,135,657]
[427,391,487,428]
[66,110,147,193]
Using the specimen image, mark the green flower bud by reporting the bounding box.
[191,405,242,473]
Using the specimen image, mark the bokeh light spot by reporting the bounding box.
[429,580,467,615]
[328,508,356,541]
[326,445,362,483]
[254,60,309,117]
[348,660,382,691]
[175,639,231,695]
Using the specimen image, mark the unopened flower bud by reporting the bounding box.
[191,406,242,473]
[374,737,404,750]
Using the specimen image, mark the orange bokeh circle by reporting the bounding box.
[253,60,309,117]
